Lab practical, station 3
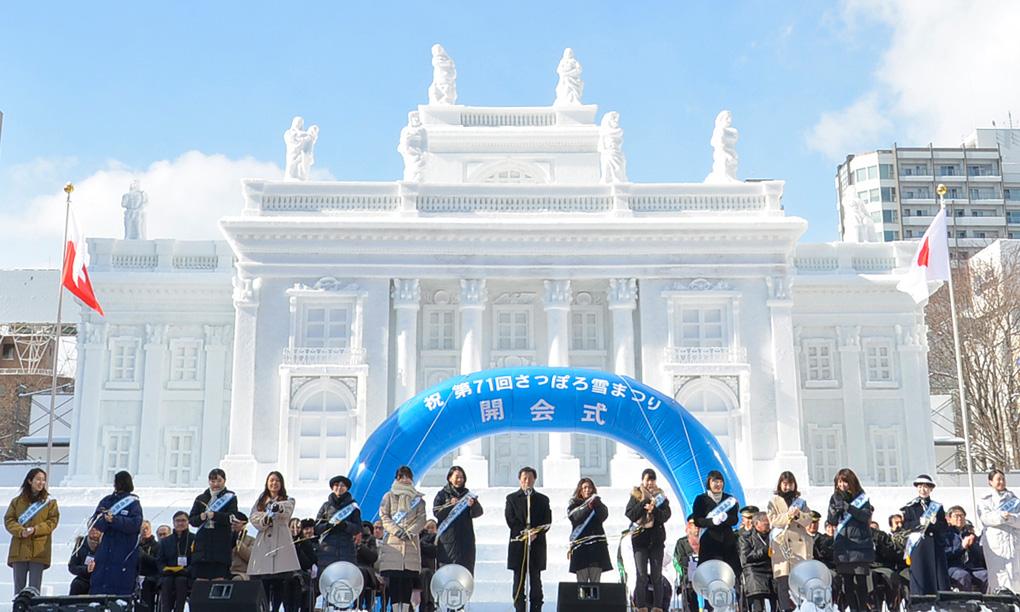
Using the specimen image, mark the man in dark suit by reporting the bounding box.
[505,466,551,612]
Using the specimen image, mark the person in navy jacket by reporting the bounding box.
[90,470,144,596]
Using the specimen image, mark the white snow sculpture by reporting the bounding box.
[398,111,427,182]
[428,44,458,105]
[121,180,148,240]
[598,111,628,183]
[554,48,583,106]
[705,110,740,183]
[283,116,319,181]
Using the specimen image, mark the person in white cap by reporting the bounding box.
[900,474,950,595]
[976,468,1020,594]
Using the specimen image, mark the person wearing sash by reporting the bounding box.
[765,471,813,612]
[625,469,671,612]
[826,468,874,611]
[315,475,362,567]
[506,466,551,612]
[900,474,950,595]
[567,477,611,583]
[249,471,301,612]
[157,511,195,612]
[976,468,1020,593]
[691,470,740,578]
[379,465,426,612]
[90,470,143,596]
[433,465,483,574]
[4,467,59,593]
[189,467,240,581]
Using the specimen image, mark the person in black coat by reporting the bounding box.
[314,475,362,567]
[418,520,439,612]
[826,468,874,611]
[567,477,611,583]
[625,469,672,612]
[691,470,740,576]
[355,521,381,611]
[944,505,987,592]
[737,512,776,612]
[189,468,240,580]
[505,466,551,612]
[900,474,950,596]
[138,520,160,609]
[294,519,319,612]
[90,470,144,596]
[433,465,483,574]
[68,526,102,595]
[157,512,195,612]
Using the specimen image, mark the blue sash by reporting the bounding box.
[568,496,600,542]
[208,491,235,513]
[328,502,359,525]
[629,492,669,533]
[904,501,942,562]
[436,492,477,537]
[999,494,1020,514]
[391,496,423,526]
[770,497,807,543]
[699,496,736,539]
[835,493,868,538]
[17,498,52,526]
[107,495,139,516]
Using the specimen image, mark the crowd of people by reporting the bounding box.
[3,462,1019,612]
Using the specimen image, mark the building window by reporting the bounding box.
[863,338,896,385]
[677,306,725,348]
[900,163,929,176]
[169,339,202,383]
[808,426,843,485]
[882,209,898,223]
[571,309,603,351]
[1005,188,1020,201]
[109,338,140,383]
[871,427,902,485]
[302,305,351,348]
[1,343,13,360]
[881,187,897,202]
[495,308,531,351]
[939,164,959,176]
[424,308,456,351]
[104,428,133,481]
[879,164,894,179]
[903,187,931,199]
[883,230,900,241]
[165,431,195,486]
[1007,211,1020,224]
[803,339,837,387]
[292,383,352,482]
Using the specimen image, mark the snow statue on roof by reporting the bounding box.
[598,111,628,184]
[121,180,148,240]
[843,197,878,243]
[554,47,583,106]
[398,111,427,182]
[283,116,319,181]
[428,44,458,105]
[704,110,740,184]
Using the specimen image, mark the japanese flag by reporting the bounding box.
[62,206,104,316]
[896,206,950,304]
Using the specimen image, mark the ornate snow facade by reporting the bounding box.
[66,92,936,491]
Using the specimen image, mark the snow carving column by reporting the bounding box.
[136,323,167,484]
[392,279,421,406]
[454,279,489,487]
[542,280,581,487]
[65,321,107,485]
[766,275,809,482]
[608,278,647,485]
[220,271,260,488]
[837,324,869,479]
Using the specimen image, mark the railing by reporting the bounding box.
[172,255,219,270]
[663,346,748,364]
[461,109,557,127]
[850,256,897,272]
[88,239,232,273]
[793,257,839,273]
[419,193,612,213]
[111,254,157,269]
[281,347,366,366]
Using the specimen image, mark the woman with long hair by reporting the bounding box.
[826,468,874,611]
[90,470,143,596]
[624,468,672,612]
[766,471,813,611]
[248,471,300,612]
[567,477,611,583]
[379,465,426,612]
[4,468,59,593]
[432,465,483,574]
[976,469,1020,593]
[691,470,740,575]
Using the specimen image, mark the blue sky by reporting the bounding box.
[2,1,1017,268]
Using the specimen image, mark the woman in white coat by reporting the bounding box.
[379,465,426,612]
[976,469,1020,594]
[248,471,300,612]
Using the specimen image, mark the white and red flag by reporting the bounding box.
[61,206,104,316]
[896,206,951,304]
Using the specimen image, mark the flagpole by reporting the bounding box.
[44,182,74,479]
[937,183,978,515]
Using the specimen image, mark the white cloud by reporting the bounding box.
[808,0,1020,159]
[806,93,892,160]
[0,151,298,268]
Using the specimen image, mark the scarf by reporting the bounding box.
[637,484,663,530]
[708,490,723,504]
[443,483,468,499]
[780,491,798,506]
[389,481,422,513]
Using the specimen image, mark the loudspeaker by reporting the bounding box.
[14,593,134,611]
[557,581,627,612]
[189,580,269,612]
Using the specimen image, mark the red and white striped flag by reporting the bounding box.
[62,206,104,316]
[896,206,951,304]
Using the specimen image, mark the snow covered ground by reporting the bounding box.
[0,484,987,610]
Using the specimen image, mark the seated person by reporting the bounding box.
[230,512,254,580]
[68,527,103,596]
[945,506,988,593]
[157,511,194,612]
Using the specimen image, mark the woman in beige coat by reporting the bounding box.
[379,465,426,612]
[766,471,814,612]
[248,471,300,612]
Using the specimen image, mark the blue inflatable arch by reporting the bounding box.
[348,367,744,519]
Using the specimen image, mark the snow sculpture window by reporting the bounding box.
[103,427,134,481]
[424,308,457,351]
[871,427,902,485]
[169,339,202,385]
[165,430,195,486]
[494,307,532,351]
[808,425,843,485]
[677,306,725,348]
[802,339,838,387]
[675,378,737,460]
[570,309,603,351]
[108,338,140,384]
[468,160,548,184]
[863,338,896,387]
[302,305,351,349]
[291,380,353,483]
